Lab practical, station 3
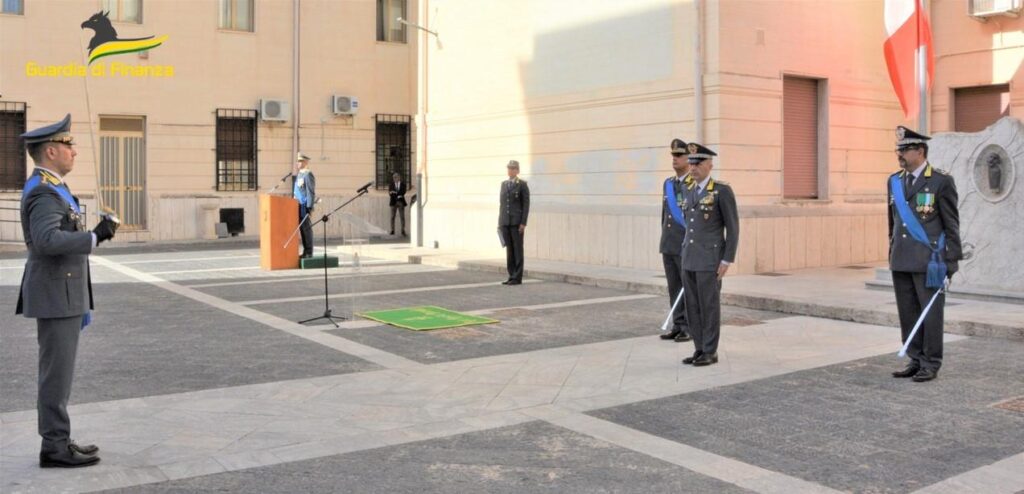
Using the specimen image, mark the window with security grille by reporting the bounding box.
[375,115,412,191]
[219,0,253,31]
[216,109,258,191]
[0,102,27,191]
[954,84,1010,133]
[376,0,407,43]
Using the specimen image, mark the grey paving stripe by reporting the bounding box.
[90,256,423,370]
[148,260,395,276]
[116,254,261,265]
[910,451,1024,494]
[238,279,544,306]
[187,265,453,289]
[526,406,844,494]
[467,293,657,314]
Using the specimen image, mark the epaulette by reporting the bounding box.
[890,170,904,177]
[715,180,730,186]
[932,167,948,175]
[39,171,62,186]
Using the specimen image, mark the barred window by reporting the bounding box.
[216,109,257,191]
[0,102,27,191]
[375,114,412,190]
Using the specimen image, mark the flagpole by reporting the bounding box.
[917,0,928,134]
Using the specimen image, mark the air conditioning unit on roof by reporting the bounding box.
[969,0,1022,18]
[332,95,359,115]
[260,99,290,122]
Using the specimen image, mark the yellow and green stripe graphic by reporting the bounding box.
[88,35,168,65]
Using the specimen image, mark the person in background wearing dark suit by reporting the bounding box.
[389,171,410,236]
[887,126,962,383]
[17,114,118,468]
[659,138,693,343]
[498,160,530,285]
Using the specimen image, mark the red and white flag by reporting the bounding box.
[884,0,934,119]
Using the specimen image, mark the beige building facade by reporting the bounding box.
[2,0,1021,275]
[413,0,1023,275]
[1,0,419,242]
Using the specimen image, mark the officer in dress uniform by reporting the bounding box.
[659,139,693,342]
[679,143,739,367]
[293,152,316,259]
[498,160,530,285]
[16,114,118,468]
[888,126,962,382]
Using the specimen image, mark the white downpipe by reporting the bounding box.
[694,0,705,143]
[292,0,300,172]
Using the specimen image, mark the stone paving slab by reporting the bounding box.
[251,280,634,322]
[0,283,378,413]
[194,269,510,302]
[339,244,1024,340]
[326,295,785,364]
[97,421,754,494]
[589,337,1024,494]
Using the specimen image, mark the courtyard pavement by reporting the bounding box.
[1,243,1022,493]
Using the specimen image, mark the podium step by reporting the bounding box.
[300,255,339,269]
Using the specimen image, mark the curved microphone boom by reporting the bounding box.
[268,172,292,193]
[356,181,373,194]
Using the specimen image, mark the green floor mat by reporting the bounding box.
[358,306,499,331]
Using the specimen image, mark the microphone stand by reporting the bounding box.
[297,187,372,327]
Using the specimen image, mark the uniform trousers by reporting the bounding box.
[661,253,688,331]
[682,270,721,355]
[892,271,944,371]
[500,225,524,282]
[299,205,314,257]
[37,315,82,454]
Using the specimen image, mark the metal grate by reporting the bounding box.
[841,265,874,270]
[375,114,412,191]
[0,102,27,191]
[756,272,790,277]
[215,109,258,191]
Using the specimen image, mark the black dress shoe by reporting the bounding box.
[40,446,101,468]
[501,280,511,285]
[506,280,522,285]
[892,364,920,378]
[682,351,704,365]
[660,329,681,340]
[674,332,692,342]
[69,441,99,456]
[692,353,718,366]
[912,368,938,382]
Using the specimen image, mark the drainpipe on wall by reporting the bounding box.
[416,0,430,247]
[292,0,300,174]
[694,0,705,143]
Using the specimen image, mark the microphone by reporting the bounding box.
[268,172,292,193]
[356,181,373,193]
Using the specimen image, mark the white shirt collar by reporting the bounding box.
[696,175,712,190]
[909,161,928,180]
[35,167,64,184]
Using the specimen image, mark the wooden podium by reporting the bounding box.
[260,193,299,270]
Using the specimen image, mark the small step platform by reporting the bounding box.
[300,255,339,269]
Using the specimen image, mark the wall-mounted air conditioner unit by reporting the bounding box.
[332,95,359,115]
[260,99,290,122]
[969,0,1022,18]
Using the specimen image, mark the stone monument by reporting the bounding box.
[927,117,1023,301]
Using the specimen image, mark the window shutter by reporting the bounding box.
[954,84,1009,133]
[783,76,819,199]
